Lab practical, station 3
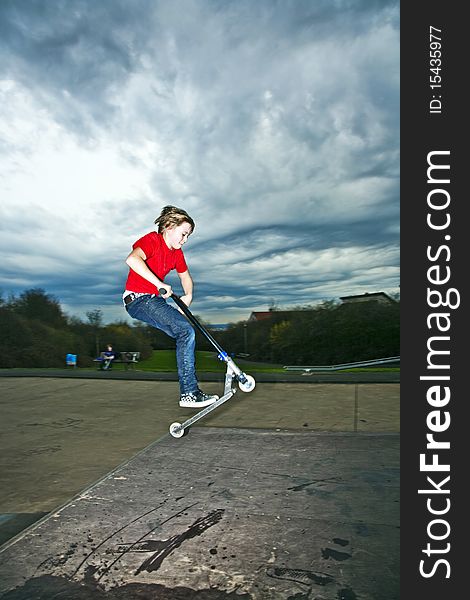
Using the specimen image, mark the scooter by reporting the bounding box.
[161,290,256,438]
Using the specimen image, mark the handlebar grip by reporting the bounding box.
[159,288,178,300]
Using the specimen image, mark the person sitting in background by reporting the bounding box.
[99,344,116,370]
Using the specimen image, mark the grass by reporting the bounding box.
[137,350,223,372]
[137,350,285,373]
[137,351,399,374]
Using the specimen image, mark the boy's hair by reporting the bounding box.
[154,206,195,233]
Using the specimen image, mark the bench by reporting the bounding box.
[94,352,141,370]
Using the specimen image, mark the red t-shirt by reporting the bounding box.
[125,232,188,295]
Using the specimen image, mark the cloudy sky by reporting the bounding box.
[0,0,399,325]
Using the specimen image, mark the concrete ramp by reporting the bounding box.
[0,428,399,599]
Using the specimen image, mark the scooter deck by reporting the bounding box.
[169,388,236,438]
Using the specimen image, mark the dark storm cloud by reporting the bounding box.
[0,0,399,323]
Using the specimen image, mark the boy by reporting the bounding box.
[123,206,218,408]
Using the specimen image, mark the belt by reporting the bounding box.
[123,292,149,305]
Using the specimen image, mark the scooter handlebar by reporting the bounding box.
[159,288,179,300]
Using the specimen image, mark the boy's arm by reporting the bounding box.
[177,270,193,307]
[125,247,172,297]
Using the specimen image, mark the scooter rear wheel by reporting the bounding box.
[169,422,185,438]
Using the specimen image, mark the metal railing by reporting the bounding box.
[283,356,400,372]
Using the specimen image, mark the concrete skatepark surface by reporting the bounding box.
[0,375,400,599]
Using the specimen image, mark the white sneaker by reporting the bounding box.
[179,390,219,408]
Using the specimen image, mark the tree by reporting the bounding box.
[0,307,33,367]
[101,321,153,359]
[86,309,103,328]
[13,288,67,328]
[86,309,103,357]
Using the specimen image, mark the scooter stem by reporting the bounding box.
[159,289,226,355]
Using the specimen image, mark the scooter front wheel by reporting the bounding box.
[169,422,185,438]
[238,374,256,393]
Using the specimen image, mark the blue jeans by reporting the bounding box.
[125,295,198,394]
